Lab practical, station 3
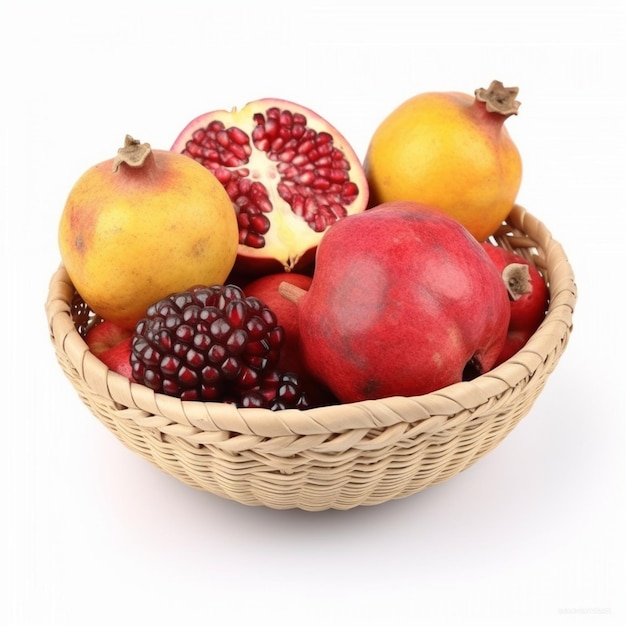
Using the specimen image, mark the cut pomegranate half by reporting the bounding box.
[171,99,369,275]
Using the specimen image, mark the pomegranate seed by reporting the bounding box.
[278,149,296,164]
[216,130,230,148]
[160,355,180,374]
[249,213,271,235]
[297,170,315,186]
[227,141,249,161]
[271,137,285,152]
[342,181,359,200]
[179,366,199,387]
[279,110,293,126]
[304,196,319,221]
[277,182,292,202]
[312,177,330,191]
[228,126,249,145]
[202,366,221,384]
[330,202,347,219]
[186,349,205,368]
[297,140,314,155]
[244,231,265,247]
[213,167,232,184]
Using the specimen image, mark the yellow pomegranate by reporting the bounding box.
[58,135,239,329]
[364,80,523,241]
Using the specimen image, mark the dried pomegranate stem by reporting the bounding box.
[278,281,307,304]
[475,80,520,116]
[502,263,531,300]
[112,135,152,172]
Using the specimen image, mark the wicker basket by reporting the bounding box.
[46,204,576,511]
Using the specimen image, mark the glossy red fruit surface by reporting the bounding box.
[85,321,134,380]
[288,201,511,403]
[85,320,133,356]
[99,337,134,380]
[171,99,369,275]
[481,242,549,364]
[244,272,337,407]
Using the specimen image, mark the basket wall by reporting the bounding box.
[46,205,576,511]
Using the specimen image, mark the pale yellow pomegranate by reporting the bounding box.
[364,81,523,241]
[58,136,239,329]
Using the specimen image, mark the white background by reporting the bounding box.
[3,1,624,624]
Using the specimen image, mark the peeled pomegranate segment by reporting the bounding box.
[171,99,369,275]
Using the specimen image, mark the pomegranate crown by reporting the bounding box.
[475,80,520,116]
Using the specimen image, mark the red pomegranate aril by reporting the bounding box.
[221,357,241,379]
[249,214,271,235]
[237,366,260,389]
[278,149,296,164]
[243,231,265,248]
[245,317,267,340]
[312,177,331,192]
[298,170,315,186]
[202,367,221,385]
[161,355,180,374]
[229,127,249,145]
[175,325,193,343]
[179,366,198,386]
[207,344,226,363]
[164,379,180,396]
[214,167,232,184]
[208,318,230,342]
[143,369,161,390]
[186,349,205,368]
[226,300,246,326]
[226,329,247,353]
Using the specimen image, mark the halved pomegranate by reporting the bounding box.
[171,99,369,275]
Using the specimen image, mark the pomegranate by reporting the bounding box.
[58,135,239,329]
[85,321,134,380]
[244,272,337,407]
[364,80,522,241]
[481,243,550,364]
[99,338,134,381]
[171,99,369,275]
[280,201,511,403]
[130,284,309,410]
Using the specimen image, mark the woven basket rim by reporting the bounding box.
[46,204,576,439]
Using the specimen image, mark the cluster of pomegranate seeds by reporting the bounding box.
[130,285,309,410]
[180,106,360,248]
[239,370,308,411]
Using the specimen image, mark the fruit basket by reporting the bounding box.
[46,204,576,511]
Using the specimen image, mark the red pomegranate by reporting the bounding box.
[281,201,511,403]
[171,99,369,276]
[244,272,337,407]
[481,242,550,364]
[85,320,134,380]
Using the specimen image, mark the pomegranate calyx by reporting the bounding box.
[475,80,520,116]
[502,262,531,300]
[112,135,152,172]
[278,281,307,304]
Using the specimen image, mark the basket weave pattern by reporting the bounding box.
[46,205,576,511]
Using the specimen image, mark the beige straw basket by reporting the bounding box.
[46,204,576,511]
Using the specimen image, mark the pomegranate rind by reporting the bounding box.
[171,98,369,275]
